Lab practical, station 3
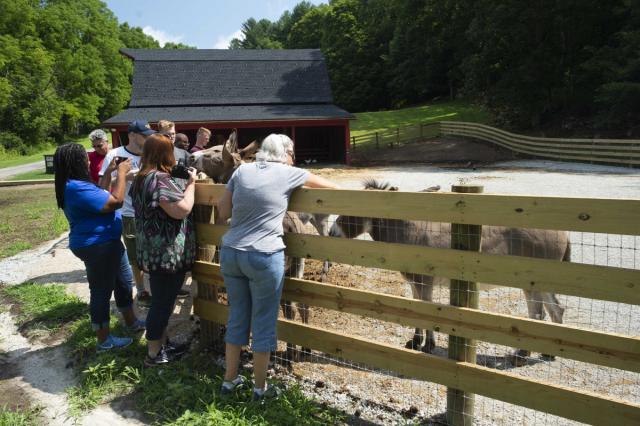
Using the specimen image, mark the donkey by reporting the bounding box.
[188,130,259,183]
[281,212,313,359]
[333,180,568,363]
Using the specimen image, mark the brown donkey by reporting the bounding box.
[333,180,568,364]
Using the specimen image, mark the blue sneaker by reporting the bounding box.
[252,384,283,402]
[126,319,146,333]
[220,375,249,397]
[96,335,133,352]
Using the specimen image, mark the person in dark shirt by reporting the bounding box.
[54,143,144,352]
[189,127,211,153]
[174,133,189,151]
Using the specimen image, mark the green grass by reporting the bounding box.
[64,316,344,424]
[7,170,53,181]
[0,134,96,170]
[1,283,86,334]
[0,186,67,258]
[0,406,42,426]
[351,99,490,136]
[2,280,344,424]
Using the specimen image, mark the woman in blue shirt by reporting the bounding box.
[54,143,144,351]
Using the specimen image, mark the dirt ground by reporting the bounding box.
[350,136,519,166]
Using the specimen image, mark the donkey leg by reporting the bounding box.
[541,292,564,324]
[405,281,424,350]
[406,277,435,353]
[296,259,312,356]
[281,300,296,361]
[418,281,435,353]
[539,292,565,361]
[511,290,544,366]
[290,258,310,359]
[298,302,312,357]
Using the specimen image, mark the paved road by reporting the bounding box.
[0,160,45,180]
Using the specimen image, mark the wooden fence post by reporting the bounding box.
[446,184,483,426]
[375,132,379,149]
[396,127,400,147]
[194,200,222,350]
[352,136,356,151]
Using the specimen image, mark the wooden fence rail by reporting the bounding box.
[350,120,640,167]
[193,184,640,425]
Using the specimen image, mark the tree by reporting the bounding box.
[118,22,160,49]
[0,0,194,153]
[230,18,284,49]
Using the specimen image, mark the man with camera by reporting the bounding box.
[99,119,155,306]
[157,119,189,167]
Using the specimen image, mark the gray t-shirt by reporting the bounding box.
[174,146,189,166]
[222,161,309,252]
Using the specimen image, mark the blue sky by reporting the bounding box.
[104,0,325,49]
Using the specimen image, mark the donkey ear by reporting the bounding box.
[222,141,234,164]
[227,129,238,152]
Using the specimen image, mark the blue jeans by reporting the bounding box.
[71,239,134,330]
[220,246,285,352]
[146,271,186,340]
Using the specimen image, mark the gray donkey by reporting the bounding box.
[333,180,568,364]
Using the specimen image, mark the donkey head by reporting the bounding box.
[238,140,260,162]
[189,130,245,183]
[335,180,399,239]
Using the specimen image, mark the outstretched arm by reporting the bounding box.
[304,173,339,189]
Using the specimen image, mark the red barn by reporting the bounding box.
[104,48,353,164]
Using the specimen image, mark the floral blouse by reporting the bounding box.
[130,171,195,273]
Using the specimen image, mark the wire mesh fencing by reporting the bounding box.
[192,185,640,425]
[269,211,640,425]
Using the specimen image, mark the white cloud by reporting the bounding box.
[213,30,244,49]
[266,0,290,20]
[142,25,184,47]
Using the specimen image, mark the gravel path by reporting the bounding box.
[0,160,45,180]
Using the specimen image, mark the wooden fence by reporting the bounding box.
[350,120,640,167]
[350,122,440,151]
[192,183,640,425]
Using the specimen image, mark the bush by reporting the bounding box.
[594,82,640,134]
[0,131,26,153]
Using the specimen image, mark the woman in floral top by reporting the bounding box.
[130,134,197,367]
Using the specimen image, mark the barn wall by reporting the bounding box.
[109,119,351,164]
[294,125,345,163]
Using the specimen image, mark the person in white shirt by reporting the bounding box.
[99,119,155,306]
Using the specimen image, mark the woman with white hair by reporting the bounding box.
[217,133,337,401]
[88,129,109,184]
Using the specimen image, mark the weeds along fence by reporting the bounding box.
[351,121,640,167]
[192,183,640,425]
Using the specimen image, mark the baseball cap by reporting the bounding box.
[128,119,156,136]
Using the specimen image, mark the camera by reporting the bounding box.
[171,164,192,179]
[114,156,127,165]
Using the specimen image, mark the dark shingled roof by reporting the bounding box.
[120,48,325,61]
[104,48,351,125]
[103,104,352,125]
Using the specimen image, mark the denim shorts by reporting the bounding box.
[220,246,285,352]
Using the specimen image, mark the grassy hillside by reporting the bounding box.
[0,134,100,169]
[351,100,490,136]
